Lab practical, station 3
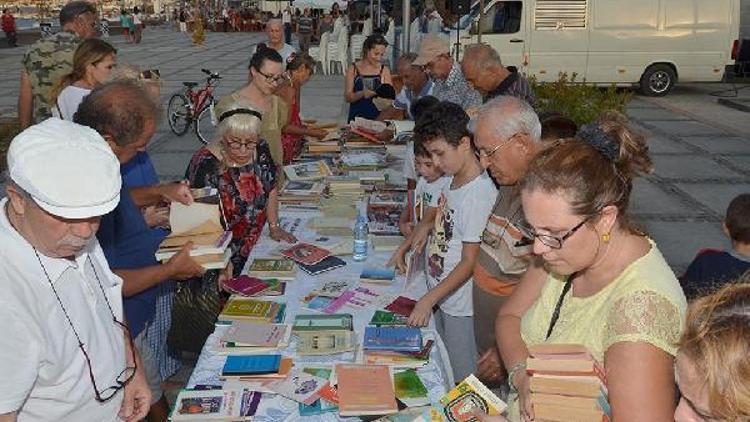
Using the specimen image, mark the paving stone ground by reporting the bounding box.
[1,26,749,273]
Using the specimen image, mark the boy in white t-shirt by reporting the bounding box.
[399,138,450,235]
[394,101,498,382]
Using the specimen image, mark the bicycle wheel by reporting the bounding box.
[167,93,192,136]
[194,101,218,145]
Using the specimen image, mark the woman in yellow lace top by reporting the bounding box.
[496,114,687,421]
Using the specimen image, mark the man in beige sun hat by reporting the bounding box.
[413,35,481,111]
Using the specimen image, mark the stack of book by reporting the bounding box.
[222,276,285,297]
[368,189,407,236]
[361,326,432,368]
[218,297,286,324]
[155,200,231,270]
[245,258,297,281]
[527,344,611,422]
[340,149,388,171]
[216,321,292,354]
[307,216,353,237]
[283,160,333,182]
[292,314,356,355]
[278,180,326,207]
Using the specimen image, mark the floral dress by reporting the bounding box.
[185,140,277,275]
[281,97,304,165]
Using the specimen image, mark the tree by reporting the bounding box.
[192,10,205,46]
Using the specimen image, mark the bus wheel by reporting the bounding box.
[639,64,676,96]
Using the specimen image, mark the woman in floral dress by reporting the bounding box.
[185,98,296,276]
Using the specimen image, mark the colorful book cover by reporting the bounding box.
[363,327,423,352]
[302,294,334,311]
[222,276,270,297]
[360,266,396,284]
[385,296,418,317]
[220,298,275,320]
[298,256,347,275]
[299,398,338,416]
[370,310,409,326]
[247,258,296,275]
[394,369,430,407]
[323,287,383,314]
[170,388,262,420]
[258,279,286,296]
[440,374,508,422]
[293,313,354,332]
[222,354,282,376]
[281,243,332,266]
[220,322,289,347]
[267,369,331,405]
[297,331,356,355]
[314,280,351,298]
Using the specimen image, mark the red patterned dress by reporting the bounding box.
[185,140,277,275]
[280,97,305,165]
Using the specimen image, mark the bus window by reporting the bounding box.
[480,1,522,34]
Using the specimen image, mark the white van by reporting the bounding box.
[450,0,740,96]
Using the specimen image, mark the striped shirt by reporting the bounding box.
[486,70,536,108]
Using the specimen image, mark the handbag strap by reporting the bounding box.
[545,275,574,340]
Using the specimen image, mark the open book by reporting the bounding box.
[154,200,231,269]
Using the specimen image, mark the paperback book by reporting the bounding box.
[439,374,508,422]
[281,243,332,266]
[363,326,423,353]
[336,364,398,416]
[169,387,261,420]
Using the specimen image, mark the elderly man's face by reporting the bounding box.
[6,187,100,259]
[403,65,427,93]
[473,116,531,185]
[461,60,494,94]
[426,55,453,81]
[267,22,283,44]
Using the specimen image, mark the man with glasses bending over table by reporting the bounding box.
[0,118,150,422]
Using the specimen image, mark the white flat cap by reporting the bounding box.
[7,118,121,219]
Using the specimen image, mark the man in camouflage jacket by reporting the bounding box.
[18,1,98,128]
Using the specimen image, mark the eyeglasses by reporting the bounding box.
[225,137,257,150]
[475,133,520,159]
[140,69,161,80]
[33,249,137,402]
[518,214,596,250]
[255,68,287,85]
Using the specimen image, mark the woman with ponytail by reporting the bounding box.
[496,112,687,421]
[51,38,117,121]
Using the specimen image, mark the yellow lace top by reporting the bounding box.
[506,239,687,421]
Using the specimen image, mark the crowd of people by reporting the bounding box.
[3,1,750,421]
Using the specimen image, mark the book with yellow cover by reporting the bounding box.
[439,374,507,422]
[219,297,286,323]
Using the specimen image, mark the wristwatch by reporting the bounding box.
[507,361,528,394]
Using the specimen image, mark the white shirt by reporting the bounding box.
[250,43,296,70]
[282,10,292,24]
[0,198,126,421]
[426,172,497,316]
[403,140,418,182]
[414,175,450,223]
[53,85,91,121]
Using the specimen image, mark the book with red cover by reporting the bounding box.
[223,276,270,297]
[281,243,332,266]
[385,296,417,317]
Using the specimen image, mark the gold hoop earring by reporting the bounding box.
[602,233,611,242]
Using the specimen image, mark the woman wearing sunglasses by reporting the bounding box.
[497,113,686,421]
[216,46,289,171]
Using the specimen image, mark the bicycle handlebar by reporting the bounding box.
[201,68,222,79]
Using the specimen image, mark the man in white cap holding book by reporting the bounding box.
[0,118,150,422]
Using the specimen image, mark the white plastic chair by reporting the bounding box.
[384,19,395,67]
[329,28,349,74]
[409,18,423,54]
[362,17,372,36]
[332,16,343,40]
[349,34,366,62]
[310,31,329,75]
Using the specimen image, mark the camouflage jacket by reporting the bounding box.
[22,31,81,123]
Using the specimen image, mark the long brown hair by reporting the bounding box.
[680,276,750,419]
[520,111,652,232]
[50,39,117,104]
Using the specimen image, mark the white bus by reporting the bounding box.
[451,0,741,96]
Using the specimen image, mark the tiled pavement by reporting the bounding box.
[1,26,749,272]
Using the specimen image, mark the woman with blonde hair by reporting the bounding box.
[51,38,117,120]
[497,113,686,421]
[675,273,750,421]
[185,99,296,276]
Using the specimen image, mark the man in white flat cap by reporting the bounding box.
[0,118,150,422]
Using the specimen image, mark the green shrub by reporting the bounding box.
[530,73,633,126]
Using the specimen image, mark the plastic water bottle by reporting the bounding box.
[353,216,369,262]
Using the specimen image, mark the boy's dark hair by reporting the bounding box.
[375,83,396,100]
[413,138,431,158]
[249,44,283,70]
[726,194,750,243]
[540,112,578,140]
[410,95,439,124]
[414,101,470,147]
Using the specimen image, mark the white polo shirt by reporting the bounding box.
[0,198,126,421]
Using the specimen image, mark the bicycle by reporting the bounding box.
[167,68,222,145]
